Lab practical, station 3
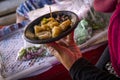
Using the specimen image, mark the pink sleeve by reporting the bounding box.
[93,0,117,13]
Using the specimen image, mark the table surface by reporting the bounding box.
[0,29,59,80]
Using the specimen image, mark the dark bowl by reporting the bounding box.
[24,11,79,44]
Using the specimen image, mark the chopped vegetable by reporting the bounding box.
[17,46,46,61]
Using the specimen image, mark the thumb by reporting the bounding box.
[68,31,75,44]
[47,42,74,59]
[46,42,63,57]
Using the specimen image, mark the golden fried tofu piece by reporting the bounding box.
[41,18,48,25]
[48,21,59,29]
[41,24,50,31]
[47,17,55,22]
[34,25,43,34]
[34,17,72,40]
[36,31,52,39]
[52,26,62,38]
[41,17,55,25]
[60,19,71,31]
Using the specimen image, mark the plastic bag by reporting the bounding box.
[74,19,92,45]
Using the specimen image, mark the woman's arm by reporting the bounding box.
[70,58,120,80]
[93,0,117,13]
[47,33,120,80]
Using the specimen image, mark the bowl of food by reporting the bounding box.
[24,11,79,44]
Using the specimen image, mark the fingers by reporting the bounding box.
[47,42,63,53]
[46,42,62,58]
[67,31,75,44]
[46,42,73,57]
[47,46,59,57]
[47,42,77,70]
[57,39,69,47]
[56,31,75,47]
[46,42,56,46]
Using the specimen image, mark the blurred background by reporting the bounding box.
[0,0,26,26]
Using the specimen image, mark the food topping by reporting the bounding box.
[34,16,71,40]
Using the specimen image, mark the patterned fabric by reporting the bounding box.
[0,0,55,40]
[0,20,29,39]
[16,0,55,18]
[105,62,118,77]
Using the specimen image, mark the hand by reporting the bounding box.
[46,32,82,70]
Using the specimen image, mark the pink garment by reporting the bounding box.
[94,0,117,13]
[108,2,120,76]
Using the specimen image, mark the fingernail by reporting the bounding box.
[47,46,54,54]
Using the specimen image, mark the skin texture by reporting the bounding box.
[47,32,82,70]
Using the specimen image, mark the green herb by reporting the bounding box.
[19,49,26,59]
[41,18,48,24]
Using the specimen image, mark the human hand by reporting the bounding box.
[46,32,82,70]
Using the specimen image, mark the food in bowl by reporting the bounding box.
[24,11,79,44]
[34,17,71,40]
